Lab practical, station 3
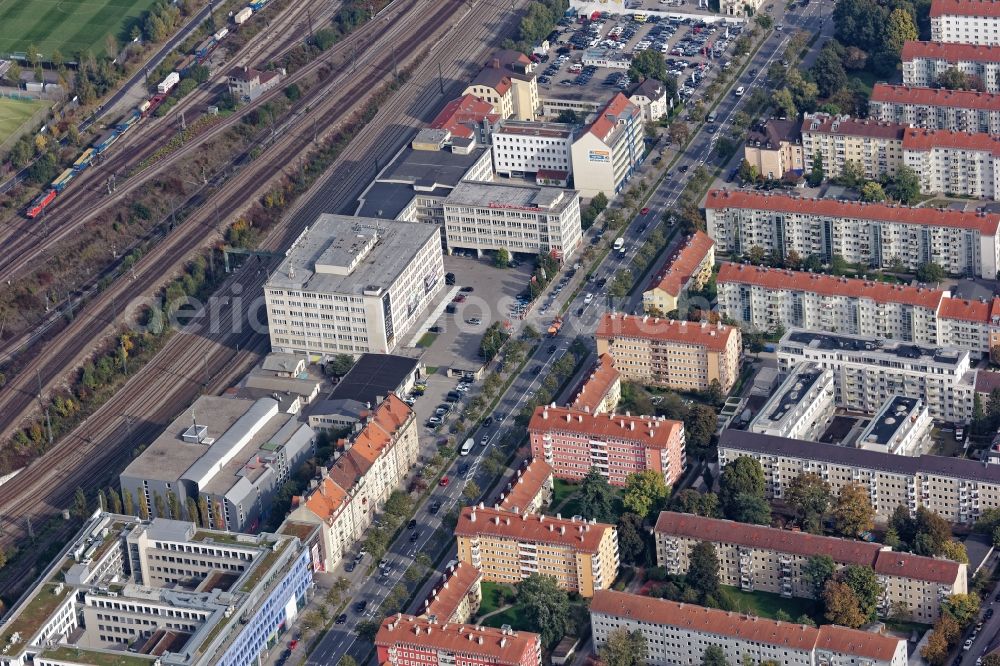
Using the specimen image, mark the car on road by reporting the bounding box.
[458,462,469,475]
[641,207,650,215]
[440,476,450,487]
[483,416,493,427]
[460,286,474,292]
[408,518,417,530]
[679,165,689,173]
[987,608,995,619]
[481,433,489,445]
[429,501,441,514]
[336,613,347,624]
[532,365,543,375]
[706,124,717,134]
[427,416,441,425]
[410,531,420,542]
[584,293,594,304]
[577,307,585,316]
[465,318,482,325]
[355,600,368,613]
[548,344,557,354]
[453,294,466,303]
[964,639,974,651]
[345,561,355,572]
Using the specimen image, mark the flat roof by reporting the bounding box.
[859,395,923,446]
[377,146,489,190]
[321,353,418,407]
[782,329,967,367]
[495,119,574,139]
[445,180,578,213]
[267,214,440,295]
[754,365,824,427]
[355,181,421,220]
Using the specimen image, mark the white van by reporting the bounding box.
[613,237,625,251]
[460,438,474,455]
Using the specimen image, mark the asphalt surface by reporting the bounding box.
[957,555,1000,665]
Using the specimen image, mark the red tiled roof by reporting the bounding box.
[873,550,964,584]
[716,263,947,310]
[870,83,1000,112]
[705,189,1000,235]
[571,354,621,413]
[596,313,738,352]
[800,113,907,140]
[938,297,1000,322]
[429,94,498,139]
[497,460,554,514]
[591,590,904,661]
[902,40,1000,63]
[423,563,483,621]
[330,395,412,490]
[588,93,638,141]
[455,506,613,553]
[903,128,1000,155]
[654,511,882,567]
[376,614,540,665]
[650,231,715,298]
[930,0,1000,18]
[529,405,683,449]
[303,477,348,522]
[975,370,1000,394]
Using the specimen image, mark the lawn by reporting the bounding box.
[417,332,438,348]
[720,585,820,623]
[478,582,534,632]
[0,0,160,59]
[0,96,47,145]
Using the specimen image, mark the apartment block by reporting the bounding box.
[642,231,716,316]
[454,506,618,597]
[742,118,804,180]
[442,181,583,260]
[590,590,908,666]
[930,0,1000,45]
[748,364,836,440]
[376,615,542,666]
[0,514,312,666]
[776,329,975,423]
[496,459,555,515]
[856,395,933,456]
[288,394,418,571]
[718,429,1000,523]
[652,511,966,623]
[570,354,622,415]
[570,93,644,198]
[902,128,1000,199]
[800,113,907,181]
[902,41,1000,92]
[938,296,1000,354]
[491,120,574,179]
[596,313,742,393]
[264,215,445,356]
[868,84,1000,134]
[463,50,540,121]
[120,396,315,533]
[704,190,1000,279]
[628,78,670,121]
[717,263,948,345]
[420,563,484,624]
[528,405,686,487]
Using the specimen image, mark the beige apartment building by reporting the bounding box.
[653,511,966,623]
[903,128,1000,199]
[591,590,908,666]
[902,40,1000,92]
[454,506,619,597]
[869,84,1000,135]
[463,50,539,121]
[742,118,803,180]
[718,429,1000,524]
[596,313,742,393]
[642,231,716,316]
[705,190,1000,279]
[800,113,907,181]
[419,562,484,624]
[569,354,622,416]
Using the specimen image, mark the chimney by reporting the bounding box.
[470,510,476,522]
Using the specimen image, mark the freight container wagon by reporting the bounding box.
[176,54,196,76]
[157,71,180,94]
[72,148,94,171]
[94,128,121,154]
[51,168,75,192]
[194,36,215,59]
[116,109,141,132]
[145,94,166,116]
[26,189,56,218]
[234,6,253,23]
[214,27,229,41]
[138,100,151,115]
[249,0,269,10]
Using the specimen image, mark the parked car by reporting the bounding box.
[460,286,474,292]
[408,519,417,530]
[440,476,450,487]
[355,600,368,613]
[641,207,650,215]
[336,613,347,625]
[429,501,442,514]
[483,416,493,427]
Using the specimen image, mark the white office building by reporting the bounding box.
[570,93,643,198]
[491,120,574,179]
[748,364,836,440]
[902,41,1000,92]
[265,215,444,357]
[776,329,975,423]
[705,190,1000,278]
[442,180,583,259]
[930,0,1000,45]
[902,128,1000,199]
[590,590,908,666]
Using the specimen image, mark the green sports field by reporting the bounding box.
[0,0,160,60]
[0,97,48,145]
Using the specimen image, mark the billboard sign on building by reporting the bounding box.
[589,150,611,163]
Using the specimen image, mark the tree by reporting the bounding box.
[840,565,880,623]
[109,488,123,514]
[885,8,917,58]
[941,540,969,564]
[921,625,951,666]
[668,121,690,147]
[702,645,729,666]
[4,61,21,86]
[617,513,647,565]
[356,619,381,641]
[556,109,581,124]
[738,159,760,184]
[785,473,831,533]
[982,655,1000,666]
[600,628,648,666]
[831,482,875,537]
[772,87,797,119]
[340,657,359,666]
[810,44,848,98]
[916,262,946,283]
[186,497,199,524]
[630,50,668,85]
[884,165,921,204]
[937,67,973,90]
[822,580,866,628]
[802,554,836,598]
[719,456,766,520]
[686,542,721,602]
[807,153,824,187]
[495,248,511,268]
[860,181,887,202]
[623,470,670,519]
[944,593,981,627]
[123,489,135,516]
[519,574,571,646]
[578,468,616,522]
[479,322,511,362]
[326,354,355,376]
[913,507,953,556]
[755,13,774,29]
[73,487,89,519]
[463,481,481,501]
[670,490,721,518]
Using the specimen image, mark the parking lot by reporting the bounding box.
[538,11,746,117]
